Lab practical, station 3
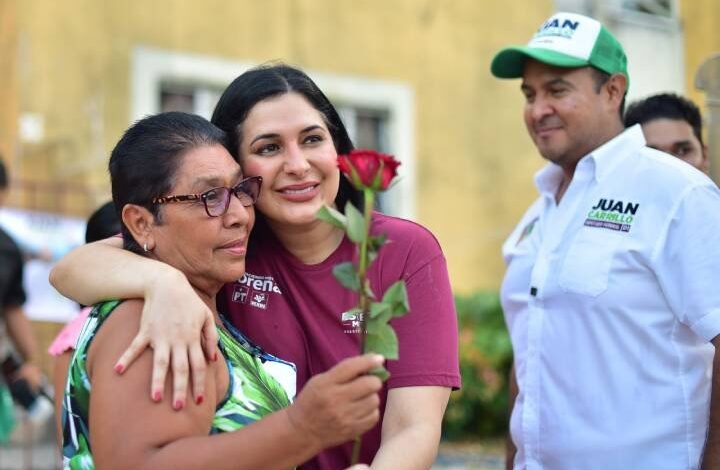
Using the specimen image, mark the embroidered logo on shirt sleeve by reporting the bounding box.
[516,217,539,246]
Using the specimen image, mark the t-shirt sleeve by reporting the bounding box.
[385,228,461,389]
[652,183,720,341]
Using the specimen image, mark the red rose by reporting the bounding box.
[337,149,401,191]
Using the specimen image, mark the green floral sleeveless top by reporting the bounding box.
[61,300,296,470]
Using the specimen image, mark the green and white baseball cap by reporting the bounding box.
[491,12,628,82]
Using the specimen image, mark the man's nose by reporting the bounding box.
[529,96,554,122]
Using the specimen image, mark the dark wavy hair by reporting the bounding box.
[211,63,363,226]
[624,93,704,145]
[109,112,228,253]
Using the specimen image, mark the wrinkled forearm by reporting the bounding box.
[49,238,179,305]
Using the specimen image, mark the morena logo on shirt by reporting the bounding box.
[584,198,640,233]
[341,310,365,335]
[231,273,282,310]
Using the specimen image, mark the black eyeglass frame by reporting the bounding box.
[152,176,263,217]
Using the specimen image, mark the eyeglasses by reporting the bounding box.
[152,176,263,217]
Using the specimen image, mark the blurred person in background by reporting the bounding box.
[492,11,720,469]
[624,92,710,173]
[48,200,121,442]
[51,64,459,469]
[0,157,51,429]
[59,111,380,469]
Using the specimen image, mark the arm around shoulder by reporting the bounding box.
[51,237,218,410]
[50,236,177,305]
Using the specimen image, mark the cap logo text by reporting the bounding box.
[536,18,580,39]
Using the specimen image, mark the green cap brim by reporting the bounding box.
[491,46,590,78]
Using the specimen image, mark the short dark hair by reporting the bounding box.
[109,112,228,254]
[591,69,626,118]
[211,63,362,228]
[624,93,704,145]
[85,201,121,243]
[0,158,8,190]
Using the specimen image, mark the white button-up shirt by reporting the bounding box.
[501,125,720,470]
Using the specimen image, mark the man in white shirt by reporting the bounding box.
[492,12,720,470]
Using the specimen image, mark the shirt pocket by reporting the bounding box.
[558,228,623,297]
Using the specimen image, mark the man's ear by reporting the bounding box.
[605,73,627,112]
[121,204,157,250]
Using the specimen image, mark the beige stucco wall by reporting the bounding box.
[681,0,720,105]
[0,0,18,167]
[5,0,553,292]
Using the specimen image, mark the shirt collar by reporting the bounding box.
[585,124,646,182]
[534,161,564,199]
[533,124,647,196]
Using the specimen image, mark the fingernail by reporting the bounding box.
[195,395,204,405]
[173,399,185,410]
[114,364,125,374]
[152,391,162,402]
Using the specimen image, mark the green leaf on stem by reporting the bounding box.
[333,262,360,292]
[369,366,390,382]
[368,234,388,251]
[364,322,399,359]
[369,301,390,319]
[345,202,367,244]
[366,313,392,334]
[367,234,387,265]
[382,281,410,317]
[316,205,347,230]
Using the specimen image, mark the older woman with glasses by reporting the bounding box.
[60,111,381,470]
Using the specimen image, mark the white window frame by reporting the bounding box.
[131,46,416,219]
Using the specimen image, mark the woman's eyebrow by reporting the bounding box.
[249,124,326,146]
[249,133,278,146]
[300,125,324,133]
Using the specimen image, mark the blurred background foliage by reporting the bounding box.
[443,292,513,440]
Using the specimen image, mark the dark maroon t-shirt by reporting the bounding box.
[219,212,460,469]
